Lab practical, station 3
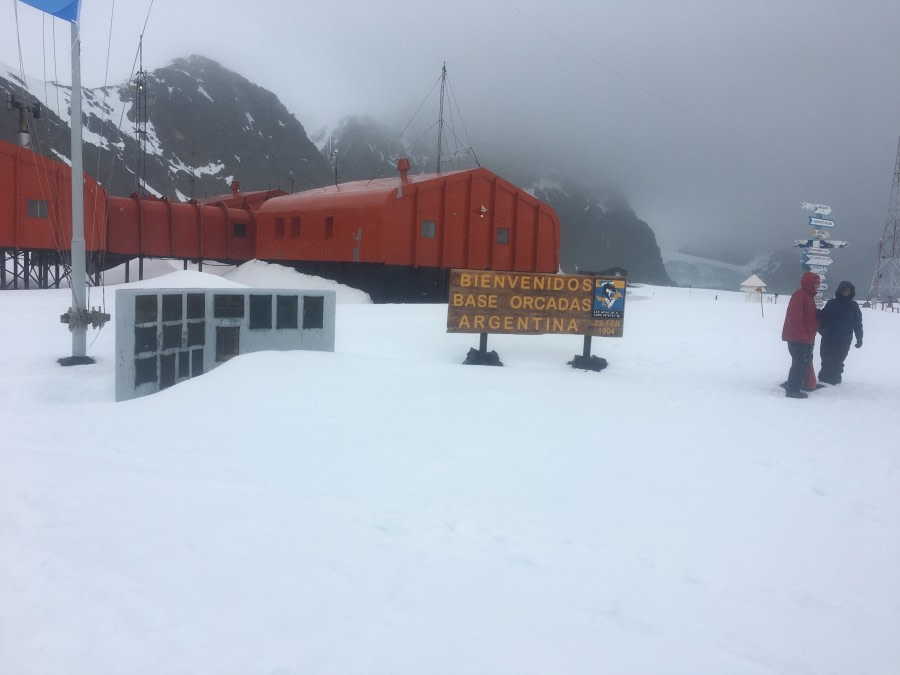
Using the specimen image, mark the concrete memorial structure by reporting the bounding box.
[115,288,336,401]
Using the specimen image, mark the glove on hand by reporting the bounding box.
[855,340,862,348]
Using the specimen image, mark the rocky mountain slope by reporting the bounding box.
[3,55,673,285]
[1,55,332,200]
[325,116,674,285]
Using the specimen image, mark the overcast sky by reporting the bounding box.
[3,0,899,275]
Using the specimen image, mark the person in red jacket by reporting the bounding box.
[781,271,820,399]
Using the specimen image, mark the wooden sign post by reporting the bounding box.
[446,270,626,369]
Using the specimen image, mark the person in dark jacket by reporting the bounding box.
[817,280,863,384]
[781,271,820,399]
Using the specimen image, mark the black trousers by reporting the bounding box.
[786,341,813,393]
[819,335,852,384]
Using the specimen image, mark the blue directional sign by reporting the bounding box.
[809,216,835,228]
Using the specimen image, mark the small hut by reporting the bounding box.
[740,274,766,302]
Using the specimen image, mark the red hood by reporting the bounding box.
[800,271,820,295]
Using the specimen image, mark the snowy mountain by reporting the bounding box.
[537,183,672,285]
[2,55,673,286]
[321,116,674,285]
[0,55,332,200]
[664,247,801,294]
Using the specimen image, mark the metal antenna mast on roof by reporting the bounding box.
[329,135,339,187]
[189,145,196,200]
[869,137,900,303]
[436,62,446,174]
[134,36,148,195]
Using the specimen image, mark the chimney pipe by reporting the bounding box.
[397,157,410,183]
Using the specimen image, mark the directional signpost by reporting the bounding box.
[802,202,832,216]
[797,201,848,308]
[794,239,848,249]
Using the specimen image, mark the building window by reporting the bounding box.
[421,220,436,238]
[303,295,324,329]
[274,217,285,238]
[162,294,183,322]
[187,321,205,347]
[162,324,183,350]
[134,326,157,354]
[290,217,301,237]
[178,350,191,378]
[214,294,244,318]
[233,223,247,237]
[276,295,298,329]
[325,215,334,239]
[27,199,49,218]
[191,349,204,377]
[135,294,157,324]
[249,294,273,329]
[496,227,510,245]
[160,353,177,389]
[134,356,157,387]
[215,326,241,362]
[186,293,205,320]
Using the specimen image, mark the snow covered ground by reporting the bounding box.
[1,262,898,674]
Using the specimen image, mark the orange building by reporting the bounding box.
[256,160,559,274]
[1,140,561,300]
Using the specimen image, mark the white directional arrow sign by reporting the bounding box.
[796,240,843,249]
[819,283,829,291]
[802,202,832,216]
[809,216,835,228]
[803,255,834,266]
[806,265,829,274]
[796,239,850,249]
[813,229,831,239]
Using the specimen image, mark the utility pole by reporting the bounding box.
[869,137,900,303]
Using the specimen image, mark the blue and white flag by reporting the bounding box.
[20,0,80,22]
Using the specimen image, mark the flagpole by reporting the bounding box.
[52,3,105,366]
[68,17,87,360]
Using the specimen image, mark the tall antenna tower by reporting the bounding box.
[134,38,149,195]
[328,136,339,186]
[869,137,900,302]
[436,61,446,174]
